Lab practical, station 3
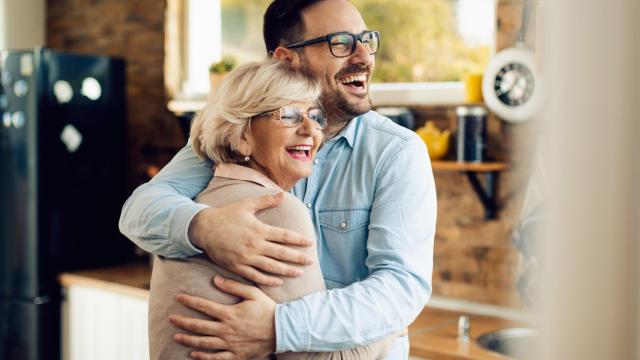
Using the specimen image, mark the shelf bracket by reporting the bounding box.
[465,171,500,220]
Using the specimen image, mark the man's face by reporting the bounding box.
[298,0,375,125]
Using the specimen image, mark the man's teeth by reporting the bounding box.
[339,74,367,84]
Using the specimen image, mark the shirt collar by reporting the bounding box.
[330,114,362,148]
[214,163,283,192]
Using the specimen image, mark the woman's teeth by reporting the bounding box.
[286,145,311,158]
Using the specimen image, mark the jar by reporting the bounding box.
[456,106,487,162]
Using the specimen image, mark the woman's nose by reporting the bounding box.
[297,115,317,135]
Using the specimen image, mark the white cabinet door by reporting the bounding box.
[62,285,149,360]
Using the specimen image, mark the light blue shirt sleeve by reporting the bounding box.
[118,142,214,258]
[275,137,436,352]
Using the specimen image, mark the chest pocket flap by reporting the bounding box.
[318,208,370,232]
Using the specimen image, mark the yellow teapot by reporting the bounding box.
[416,121,450,160]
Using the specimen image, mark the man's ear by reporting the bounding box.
[272,46,301,68]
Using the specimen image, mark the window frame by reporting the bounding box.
[167,0,495,108]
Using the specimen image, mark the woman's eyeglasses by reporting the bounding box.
[285,31,380,58]
[254,106,328,130]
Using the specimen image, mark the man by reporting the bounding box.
[119,0,436,358]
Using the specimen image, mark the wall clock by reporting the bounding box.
[482,43,542,123]
[483,0,542,123]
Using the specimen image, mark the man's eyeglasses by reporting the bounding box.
[285,31,380,58]
[254,106,328,130]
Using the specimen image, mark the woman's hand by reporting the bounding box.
[170,276,277,360]
[189,192,313,286]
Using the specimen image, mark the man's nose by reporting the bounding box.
[349,40,373,66]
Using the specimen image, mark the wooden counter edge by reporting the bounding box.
[58,263,151,300]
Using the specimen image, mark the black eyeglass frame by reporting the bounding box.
[253,106,328,130]
[285,31,380,58]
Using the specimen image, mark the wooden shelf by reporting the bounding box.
[431,161,509,220]
[432,161,508,172]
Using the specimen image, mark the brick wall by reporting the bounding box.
[417,107,537,307]
[46,0,185,189]
[423,0,538,307]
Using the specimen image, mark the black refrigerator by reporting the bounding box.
[0,48,136,360]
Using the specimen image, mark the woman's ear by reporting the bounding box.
[272,46,301,68]
[236,141,252,157]
[231,130,253,156]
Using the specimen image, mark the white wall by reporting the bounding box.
[0,0,45,50]
[538,0,640,359]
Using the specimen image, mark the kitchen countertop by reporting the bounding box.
[58,262,151,299]
[59,263,528,360]
[408,308,528,360]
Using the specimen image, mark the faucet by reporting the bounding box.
[458,315,471,342]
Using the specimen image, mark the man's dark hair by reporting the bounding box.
[263,0,323,54]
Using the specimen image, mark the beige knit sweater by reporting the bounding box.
[148,165,395,360]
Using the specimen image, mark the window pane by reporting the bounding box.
[353,0,494,82]
[218,0,494,83]
[220,0,271,62]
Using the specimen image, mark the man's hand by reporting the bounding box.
[189,192,313,286]
[170,276,277,360]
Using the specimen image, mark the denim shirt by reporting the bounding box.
[119,111,436,358]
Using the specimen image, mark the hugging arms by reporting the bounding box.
[120,0,437,358]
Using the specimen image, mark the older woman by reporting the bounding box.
[148,61,395,359]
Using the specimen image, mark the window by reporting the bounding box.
[166,0,496,106]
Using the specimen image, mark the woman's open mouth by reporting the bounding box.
[286,145,312,160]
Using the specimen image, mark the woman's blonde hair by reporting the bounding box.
[190,60,322,164]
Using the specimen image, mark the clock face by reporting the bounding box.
[494,62,535,107]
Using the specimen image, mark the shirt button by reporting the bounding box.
[313,159,319,165]
[340,221,348,229]
[306,202,312,208]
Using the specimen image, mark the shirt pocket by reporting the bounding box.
[317,208,370,288]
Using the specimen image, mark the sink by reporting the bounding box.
[477,327,539,359]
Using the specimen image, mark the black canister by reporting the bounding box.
[376,106,415,130]
[456,106,487,162]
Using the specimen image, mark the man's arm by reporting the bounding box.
[119,142,314,285]
[167,136,435,355]
[119,143,213,257]
[276,136,436,351]
[170,194,396,359]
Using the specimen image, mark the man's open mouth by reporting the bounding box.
[338,73,368,91]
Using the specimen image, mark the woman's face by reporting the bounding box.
[245,101,324,190]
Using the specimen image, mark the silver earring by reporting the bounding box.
[244,155,250,162]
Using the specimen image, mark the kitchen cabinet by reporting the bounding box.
[59,265,150,360]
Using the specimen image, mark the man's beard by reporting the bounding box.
[320,80,372,120]
[299,55,372,132]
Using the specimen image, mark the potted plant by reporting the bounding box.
[209,57,237,94]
